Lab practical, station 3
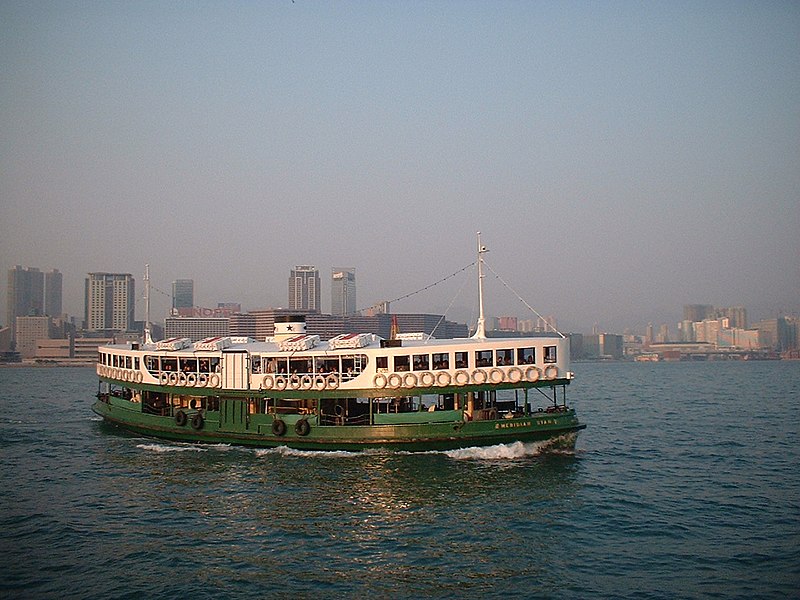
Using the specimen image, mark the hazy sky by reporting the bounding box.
[2,1,798,333]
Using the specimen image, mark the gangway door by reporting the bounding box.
[222,351,249,390]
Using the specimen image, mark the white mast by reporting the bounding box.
[143,264,153,344]
[473,231,488,339]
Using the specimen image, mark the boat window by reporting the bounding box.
[145,355,159,372]
[316,357,339,374]
[496,349,513,366]
[198,358,210,373]
[162,357,178,372]
[432,352,449,370]
[544,346,557,363]
[264,358,278,373]
[394,355,410,371]
[210,357,221,373]
[251,356,261,374]
[180,358,198,373]
[125,356,132,369]
[376,356,388,370]
[341,355,367,377]
[455,352,468,369]
[475,350,493,367]
[133,357,139,370]
[413,354,430,371]
[517,347,535,364]
[290,358,312,374]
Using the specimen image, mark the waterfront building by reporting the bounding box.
[172,279,194,310]
[84,273,135,332]
[684,304,714,323]
[164,317,230,342]
[44,269,62,317]
[289,266,320,313]
[15,315,51,358]
[331,268,356,316]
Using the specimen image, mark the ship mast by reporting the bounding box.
[473,232,488,339]
[143,264,153,344]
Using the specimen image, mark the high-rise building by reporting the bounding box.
[6,266,45,340]
[84,273,135,331]
[172,279,194,310]
[289,266,320,313]
[44,269,62,316]
[683,304,714,323]
[331,267,356,316]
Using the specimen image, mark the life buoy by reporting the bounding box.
[262,375,274,390]
[209,373,220,388]
[454,370,470,386]
[374,373,388,389]
[525,366,541,382]
[463,411,472,421]
[121,370,129,382]
[295,419,310,436]
[472,369,488,385]
[289,374,301,390]
[507,367,523,383]
[198,373,209,387]
[489,368,504,384]
[436,371,452,386]
[178,372,188,386]
[272,419,286,436]
[387,373,403,389]
[186,373,197,386]
[544,365,558,380]
[274,375,287,391]
[175,410,188,426]
[300,375,313,390]
[190,412,204,430]
[326,374,339,389]
[314,375,327,390]
[419,371,435,387]
[159,371,169,385]
[168,372,178,386]
[403,372,418,388]
[135,371,143,384]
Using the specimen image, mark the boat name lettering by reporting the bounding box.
[495,421,533,429]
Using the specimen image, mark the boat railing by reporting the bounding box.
[319,412,371,426]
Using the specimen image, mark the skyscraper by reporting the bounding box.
[288,266,320,312]
[331,267,356,316]
[44,269,63,317]
[172,279,194,310]
[84,273,135,331]
[6,266,44,339]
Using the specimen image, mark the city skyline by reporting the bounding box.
[1,4,798,334]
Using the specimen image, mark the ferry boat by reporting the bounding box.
[92,238,585,451]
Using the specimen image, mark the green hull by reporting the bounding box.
[92,396,585,452]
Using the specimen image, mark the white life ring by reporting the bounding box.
[288,374,301,390]
[436,371,452,386]
[274,375,287,390]
[209,373,221,388]
[525,366,541,382]
[186,373,197,386]
[300,375,314,390]
[168,372,178,386]
[507,367,523,383]
[472,369,488,385]
[326,374,339,389]
[178,372,188,386]
[374,373,388,389]
[403,372,418,388]
[315,375,327,390]
[159,371,169,385]
[387,373,403,389]
[489,368,504,384]
[544,365,559,380]
[262,374,274,390]
[454,370,470,386]
[419,371,435,387]
[134,371,143,384]
[198,373,209,387]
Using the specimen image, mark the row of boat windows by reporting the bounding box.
[100,345,557,376]
[376,346,556,372]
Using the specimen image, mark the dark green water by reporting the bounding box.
[1,362,798,599]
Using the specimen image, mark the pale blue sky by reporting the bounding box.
[2,1,798,333]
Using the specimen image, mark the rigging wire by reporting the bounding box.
[482,259,565,338]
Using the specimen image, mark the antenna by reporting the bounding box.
[473,232,488,339]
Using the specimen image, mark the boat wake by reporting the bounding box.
[254,445,374,459]
[443,434,579,461]
[136,442,233,453]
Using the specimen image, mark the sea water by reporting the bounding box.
[0,362,798,599]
